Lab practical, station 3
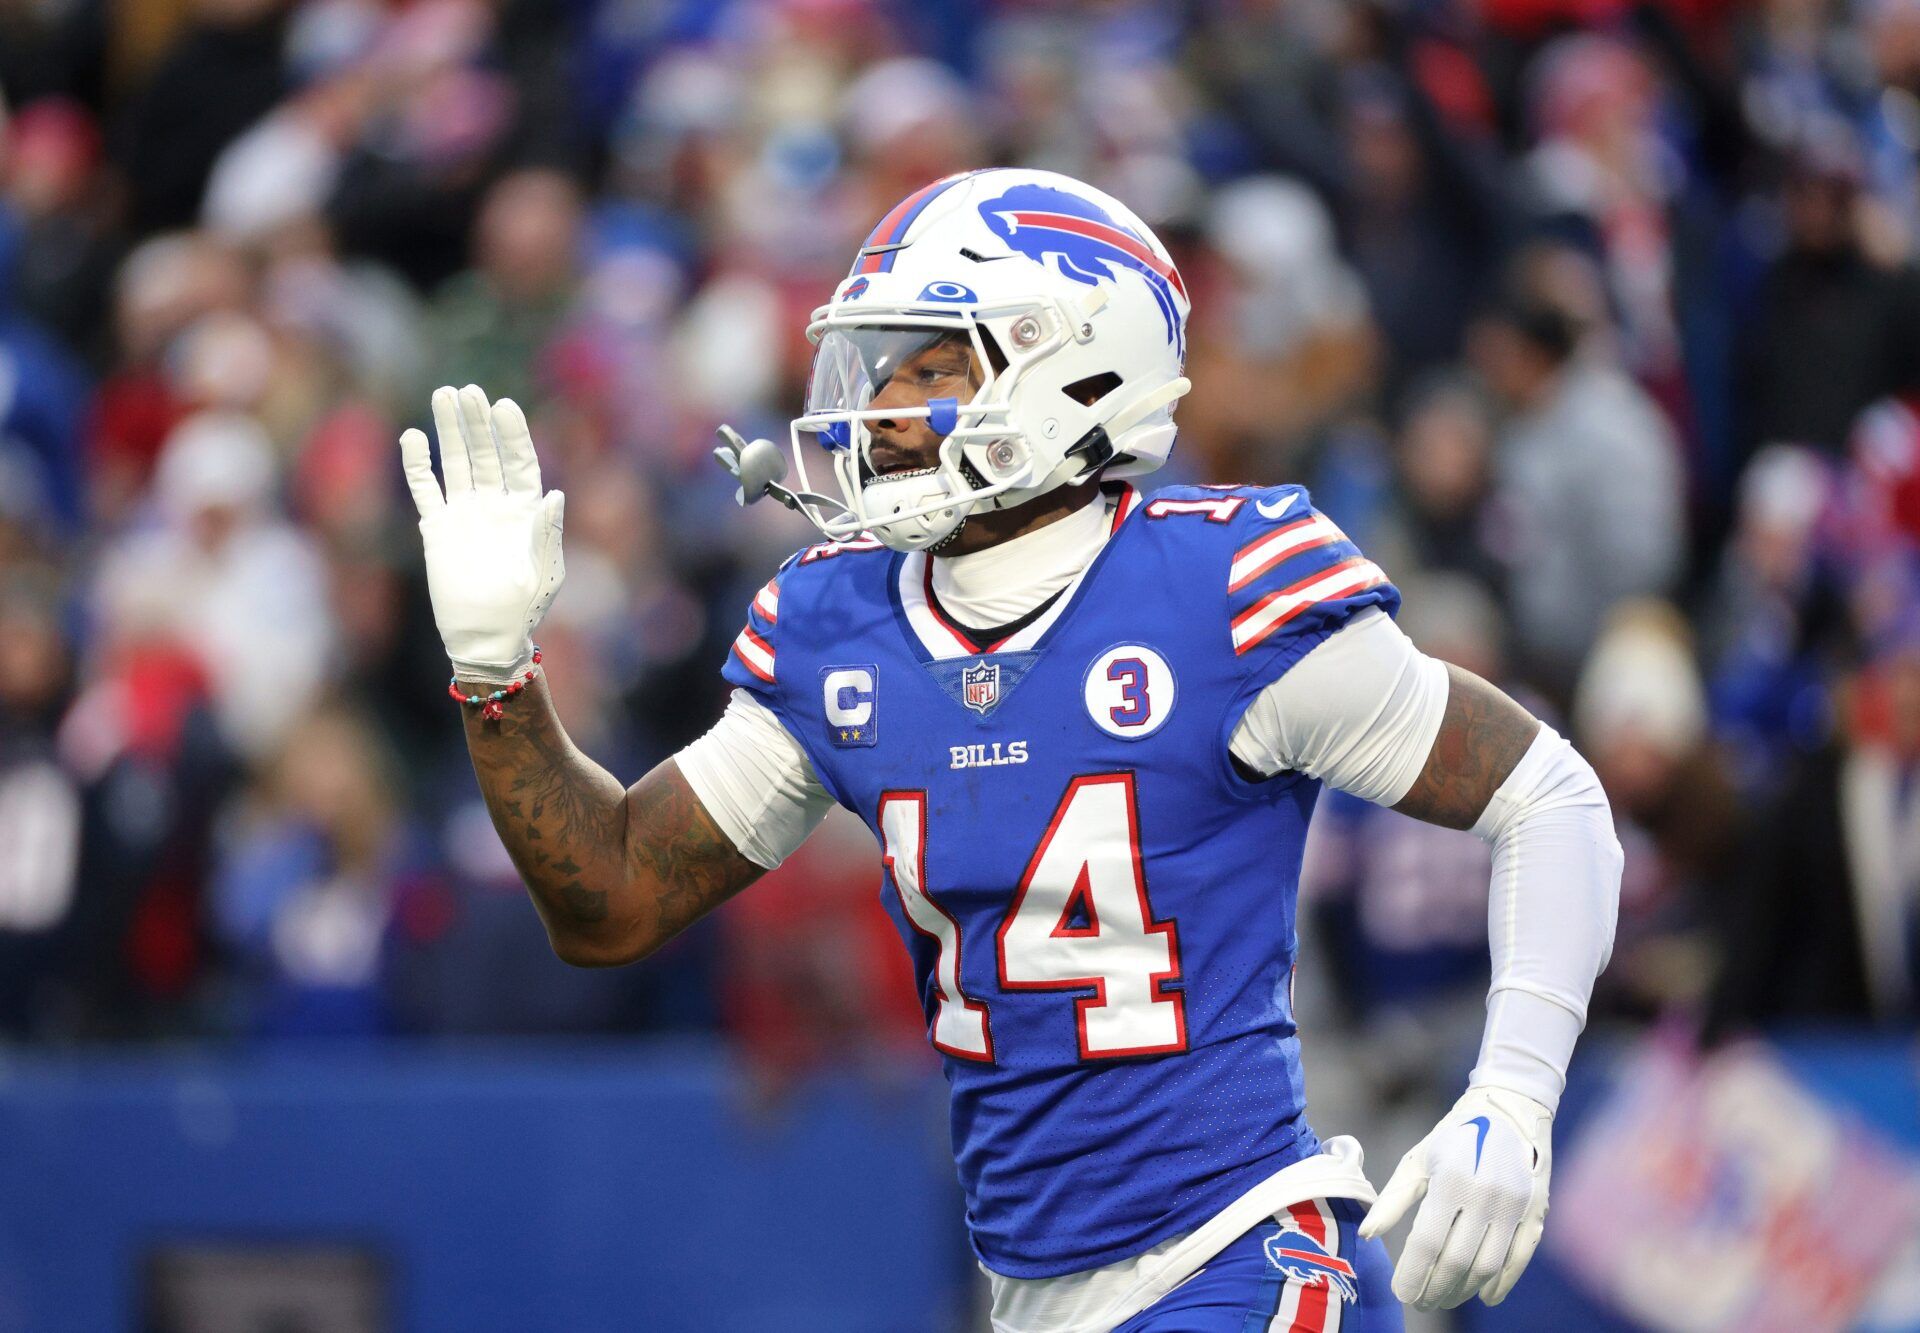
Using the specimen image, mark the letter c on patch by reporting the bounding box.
[824,669,874,725]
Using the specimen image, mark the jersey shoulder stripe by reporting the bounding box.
[731,624,776,682]
[1230,555,1388,655]
[1212,489,1380,638]
[752,578,780,624]
[720,537,891,696]
[1228,513,1348,593]
[1133,482,1396,664]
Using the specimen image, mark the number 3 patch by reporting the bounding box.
[1083,645,1175,740]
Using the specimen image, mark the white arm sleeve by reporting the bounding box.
[672,689,835,870]
[1466,726,1621,1111]
[1231,609,1622,1113]
[1229,608,1450,802]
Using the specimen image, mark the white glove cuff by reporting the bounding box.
[451,642,536,687]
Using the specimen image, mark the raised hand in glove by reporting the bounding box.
[400,384,565,685]
[1357,1085,1553,1310]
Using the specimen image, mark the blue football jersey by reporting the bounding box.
[721,482,1400,1278]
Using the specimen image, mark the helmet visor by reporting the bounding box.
[803,326,976,437]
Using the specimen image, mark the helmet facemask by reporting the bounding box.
[789,295,1106,551]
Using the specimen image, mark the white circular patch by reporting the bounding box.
[1084,645,1176,740]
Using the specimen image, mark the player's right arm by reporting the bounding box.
[454,676,763,966]
[402,385,791,966]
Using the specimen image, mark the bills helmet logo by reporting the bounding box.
[962,660,1000,714]
[1263,1224,1359,1304]
[979,184,1187,353]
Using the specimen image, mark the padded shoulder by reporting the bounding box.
[719,535,892,697]
[1128,482,1399,677]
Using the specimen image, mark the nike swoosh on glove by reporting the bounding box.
[1357,1086,1552,1310]
[401,384,566,685]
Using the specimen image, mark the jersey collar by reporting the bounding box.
[892,482,1139,662]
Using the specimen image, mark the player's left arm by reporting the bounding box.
[1361,663,1618,1311]
[1388,665,1539,830]
[1235,611,1622,1312]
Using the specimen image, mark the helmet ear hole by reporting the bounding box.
[1063,371,1123,407]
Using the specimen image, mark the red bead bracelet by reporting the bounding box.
[449,647,543,721]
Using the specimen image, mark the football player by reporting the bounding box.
[401,169,1622,1332]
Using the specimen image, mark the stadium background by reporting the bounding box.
[2,0,1920,1328]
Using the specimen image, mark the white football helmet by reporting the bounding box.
[727,168,1192,551]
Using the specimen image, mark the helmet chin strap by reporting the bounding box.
[859,466,974,551]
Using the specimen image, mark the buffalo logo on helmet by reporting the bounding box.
[1262,1223,1359,1304]
[978,183,1187,353]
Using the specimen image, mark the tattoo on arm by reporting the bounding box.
[460,675,763,964]
[1393,665,1541,830]
[621,760,765,947]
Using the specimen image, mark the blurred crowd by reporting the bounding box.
[1,0,1918,1099]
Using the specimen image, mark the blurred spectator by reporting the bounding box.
[0,97,121,361]
[1473,292,1685,692]
[83,231,250,529]
[1302,577,1509,1037]
[1181,175,1377,479]
[717,809,930,1097]
[1710,576,1920,1032]
[110,0,290,235]
[1704,444,1841,788]
[1741,132,1909,462]
[0,181,92,535]
[0,572,81,1033]
[420,166,584,409]
[1574,602,1743,1022]
[1524,35,1683,387]
[1373,373,1506,595]
[55,544,237,1036]
[324,0,518,291]
[1340,56,1508,393]
[211,702,435,1036]
[93,411,333,761]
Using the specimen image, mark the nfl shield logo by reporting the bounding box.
[962,660,1000,714]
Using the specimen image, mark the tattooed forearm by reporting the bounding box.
[459,675,764,965]
[1392,664,1541,831]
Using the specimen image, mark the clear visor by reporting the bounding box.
[802,325,976,444]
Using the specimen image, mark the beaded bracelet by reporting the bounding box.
[448,647,543,721]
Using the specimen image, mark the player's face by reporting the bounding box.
[865,335,983,475]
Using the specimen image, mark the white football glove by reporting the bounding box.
[1357,1085,1552,1311]
[400,384,565,685]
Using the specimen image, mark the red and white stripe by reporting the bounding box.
[1109,483,1141,533]
[1269,1199,1344,1333]
[752,579,780,624]
[731,625,776,683]
[1228,515,1346,593]
[1231,557,1386,655]
[1002,211,1189,299]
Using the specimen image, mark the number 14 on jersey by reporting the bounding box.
[879,773,1188,1063]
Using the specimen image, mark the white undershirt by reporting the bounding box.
[929,489,1113,629]
[673,490,1619,1332]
